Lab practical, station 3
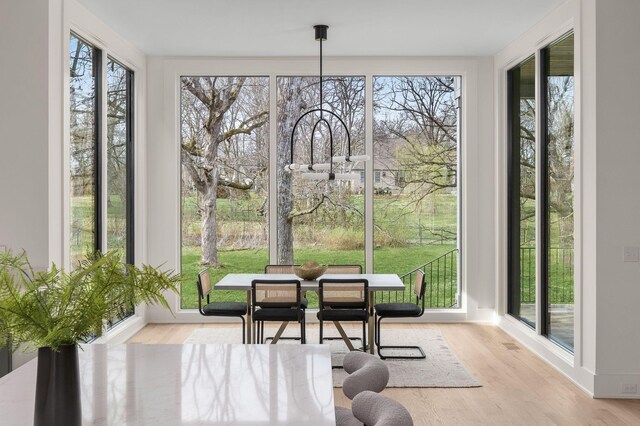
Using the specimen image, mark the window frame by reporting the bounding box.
[63,2,146,336]
[160,58,473,320]
[505,31,576,353]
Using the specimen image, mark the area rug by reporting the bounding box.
[185,327,481,388]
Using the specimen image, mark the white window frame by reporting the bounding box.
[61,0,147,342]
[145,57,479,323]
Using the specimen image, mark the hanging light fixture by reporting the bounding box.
[285,25,369,181]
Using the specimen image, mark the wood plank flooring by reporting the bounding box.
[128,323,640,425]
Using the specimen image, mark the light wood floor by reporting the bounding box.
[129,323,640,425]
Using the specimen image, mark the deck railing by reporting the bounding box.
[375,248,459,309]
[519,247,574,304]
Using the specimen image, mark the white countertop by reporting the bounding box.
[0,344,336,425]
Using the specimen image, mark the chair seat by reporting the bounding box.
[374,303,422,318]
[202,302,247,316]
[254,307,302,321]
[259,297,307,309]
[318,309,368,321]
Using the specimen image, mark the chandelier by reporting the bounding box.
[285,25,369,181]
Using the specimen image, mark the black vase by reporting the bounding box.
[34,345,81,426]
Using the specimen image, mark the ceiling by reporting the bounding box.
[77,0,566,57]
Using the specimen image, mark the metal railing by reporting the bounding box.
[375,248,459,308]
[519,247,574,304]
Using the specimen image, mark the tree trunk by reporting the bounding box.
[201,167,221,267]
[277,166,294,264]
[276,79,306,264]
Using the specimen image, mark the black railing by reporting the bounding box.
[375,248,459,309]
[519,247,574,304]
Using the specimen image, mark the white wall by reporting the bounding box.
[0,0,62,270]
[495,0,640,398]
[592,0,640,397]
[0,0,148,368]
[145,55,497,323]
[0,0,64,368]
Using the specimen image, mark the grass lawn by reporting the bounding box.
[180,244,456,309]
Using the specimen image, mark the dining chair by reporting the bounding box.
[317,278,369,349]
[374,269,426,359]
[264,264,295,274]
[318,265,365,347]
[251,279,305,344]
[196,269,247,343]
[325,264,362,275]
[263,265,306,342]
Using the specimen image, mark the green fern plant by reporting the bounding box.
[0,250,181,351]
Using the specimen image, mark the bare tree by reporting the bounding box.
[181,77,268,267]
[276,77,366,262]
[375,76,458,203]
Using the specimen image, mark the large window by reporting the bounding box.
[179,73,463,310]
[180,77,269,308]
[507,56,537,327]
[543,34,575,350]
[68,34,135,325]
[69,34,99,267]
[373,76,460,308]
[276,76,366,264]
[106,58,134,264]
[507,32,574,352]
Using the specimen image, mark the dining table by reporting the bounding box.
[215,273,405,353]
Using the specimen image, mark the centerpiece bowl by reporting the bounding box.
[293,262,327,280]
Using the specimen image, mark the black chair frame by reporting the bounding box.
[251,279,306,344]
[318,278,369,352]
[262,266,305,343]
[316,265,365,347]
[374,271,426,360]
[197,270,247,344]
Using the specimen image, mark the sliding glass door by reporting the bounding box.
[542,34,575,350]
[507,56,537,328]
[507,32,575,352]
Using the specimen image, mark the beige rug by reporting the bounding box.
[185,327,481,388]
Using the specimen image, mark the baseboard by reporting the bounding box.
[94,315,147,344]
[594,373,640,399]
[498,315,595,396]
[152,308,496,324]
[11,347,37,370]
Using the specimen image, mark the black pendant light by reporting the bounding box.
[285,25,369,181]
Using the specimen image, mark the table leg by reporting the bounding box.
[333,322,356,351]
[246,290,252,344]
[368,291,375,354]
[271,322,289,344]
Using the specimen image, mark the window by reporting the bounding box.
[68,34,136,326]
[507,32,575,352]
[106,58,134,264]
[542,33,575,351]
[180,76,269,308]
[507,56,537,328]
[276,76,366,279]
[177,72,464,312]
[373,76,461,308]
[69,34,100,267]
